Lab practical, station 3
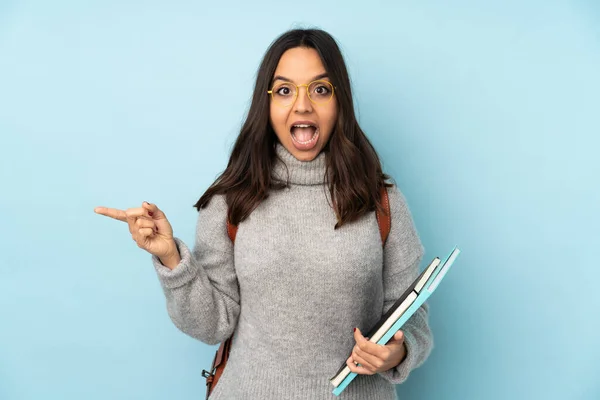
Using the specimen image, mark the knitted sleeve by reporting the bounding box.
[151,194,240,346]
[377,185,434,385]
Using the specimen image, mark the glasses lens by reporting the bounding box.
[271,82,296,106]
[308,81,334,103]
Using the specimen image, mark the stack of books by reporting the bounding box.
[329,246,461,396]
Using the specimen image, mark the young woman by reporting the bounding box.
[95,28,433,400]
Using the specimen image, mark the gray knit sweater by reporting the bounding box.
[152,143,433,400]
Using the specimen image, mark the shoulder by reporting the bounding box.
[385,184,411,214]
[384,184,417,225]
[198,192,228,216]
[194,193,231,248]
[384,183,425,261]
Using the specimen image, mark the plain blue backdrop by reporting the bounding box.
[1,1,598,399]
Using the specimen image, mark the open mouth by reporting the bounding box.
[290,123,319,146]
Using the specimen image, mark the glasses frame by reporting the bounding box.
[267,80,336,107]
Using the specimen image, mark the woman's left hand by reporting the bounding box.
[346,327,407,375]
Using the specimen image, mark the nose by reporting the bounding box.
[293,86,313,113]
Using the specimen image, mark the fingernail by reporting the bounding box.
[353,328,356,332]
[148,211,154,216]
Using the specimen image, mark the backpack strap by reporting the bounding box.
[376,186,391,247]
[226,218,237,243]
[226,186,391,246]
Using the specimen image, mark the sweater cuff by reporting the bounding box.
[378,327,420,385]
[152,237,199,289]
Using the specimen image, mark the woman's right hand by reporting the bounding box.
[94,201,178,260]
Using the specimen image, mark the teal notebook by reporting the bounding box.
[331,246,461,396]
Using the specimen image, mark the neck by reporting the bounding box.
[272,142,328,186]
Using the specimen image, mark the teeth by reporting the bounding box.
[293,124,315,128]
[291,128,319,145]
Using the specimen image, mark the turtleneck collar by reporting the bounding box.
[272,142,328,186]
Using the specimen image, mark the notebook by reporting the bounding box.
[330,246,461,396]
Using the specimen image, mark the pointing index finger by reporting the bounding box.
[94,207,127,222]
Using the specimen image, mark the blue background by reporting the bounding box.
[1,1,598,399]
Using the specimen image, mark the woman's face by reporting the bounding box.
[269,47,338,161]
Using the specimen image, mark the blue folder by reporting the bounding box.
[332,246,461,396]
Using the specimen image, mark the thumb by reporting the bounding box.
[142,201,166,219]
[354,327,364,341]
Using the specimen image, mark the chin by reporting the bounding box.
[289,144,322,161]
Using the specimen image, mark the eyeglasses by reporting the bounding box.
[267,80,335,107]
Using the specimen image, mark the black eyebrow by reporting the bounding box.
[272,72,329,83]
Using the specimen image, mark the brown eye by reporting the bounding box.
[308,81,334,102]
[315,85,330,95]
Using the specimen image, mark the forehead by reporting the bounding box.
[273,47,327,82]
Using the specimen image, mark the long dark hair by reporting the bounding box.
[194,28,392,229]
